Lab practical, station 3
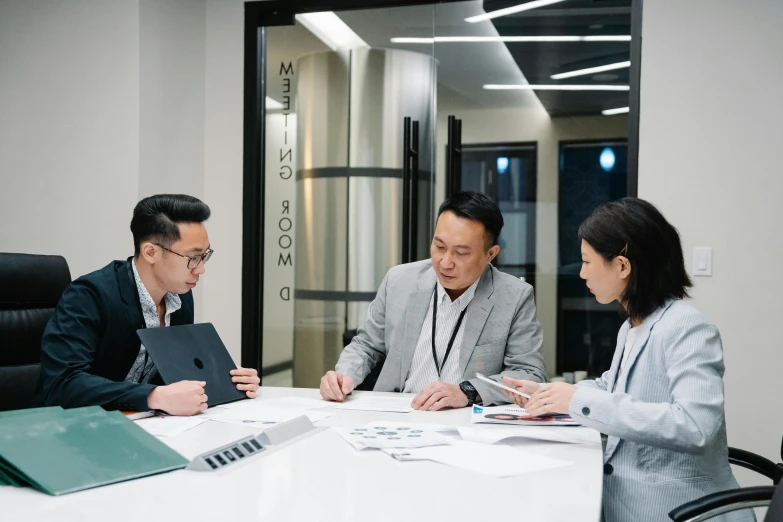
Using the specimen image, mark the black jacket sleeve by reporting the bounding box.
[38,279,155,411]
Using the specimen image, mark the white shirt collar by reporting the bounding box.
[435,275,480,311]
[131,259,181,320]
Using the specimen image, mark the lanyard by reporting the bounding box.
[431,286,469,377]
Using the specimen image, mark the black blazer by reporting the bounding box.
[36,258,194,411]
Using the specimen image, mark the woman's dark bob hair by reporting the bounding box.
[578,197,692,322]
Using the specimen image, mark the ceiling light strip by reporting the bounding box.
[551,61,631,80]
[390,36,631,44]
[484,84,630,91]
[601,107,630,115]
[465,0,568,23]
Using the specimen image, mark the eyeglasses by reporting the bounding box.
[155,244,213,269]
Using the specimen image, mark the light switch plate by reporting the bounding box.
[692,247,712,276]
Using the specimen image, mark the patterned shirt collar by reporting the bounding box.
[131,259,181,326]
[435,275,480,311]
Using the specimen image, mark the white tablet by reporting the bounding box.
[475,372,533,399]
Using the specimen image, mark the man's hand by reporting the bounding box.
[231,367,260,399]
[411,381,470,411]
[147,380,208,416]
[320,371,355,402]
[500,377,542,408]
[525,382,577,417]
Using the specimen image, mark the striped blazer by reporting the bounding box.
[568,299,755,522]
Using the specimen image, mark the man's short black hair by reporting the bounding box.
[578,197,692,322]
[130,194,211,256]
[437,191,504,249]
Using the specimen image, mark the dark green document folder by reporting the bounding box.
[0,407,63,487]
[0,406,188,495]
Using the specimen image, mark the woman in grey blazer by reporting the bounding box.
[503,198,754,522]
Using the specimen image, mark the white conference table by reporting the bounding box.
[1,387,604,521]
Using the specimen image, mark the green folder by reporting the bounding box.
[0,406,188,495]
[0,407,63,487]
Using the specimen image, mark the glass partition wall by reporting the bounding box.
[244,0,639,387]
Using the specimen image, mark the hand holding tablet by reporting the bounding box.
[475,372,537,399]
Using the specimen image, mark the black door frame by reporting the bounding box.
[241,0,644,374]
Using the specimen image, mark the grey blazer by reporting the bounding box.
[335,260,547,405]
[569,299,755,522]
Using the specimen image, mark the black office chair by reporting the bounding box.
[0,253,71,411]
[669,435,783,521]
[342,329,384,391]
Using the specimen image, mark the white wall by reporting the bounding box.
[139,0,206,200]
[0,0,140,281]
[639,0,783,494]
[202,0,245,363]
[139,0,207,321]
[0,0,242,361]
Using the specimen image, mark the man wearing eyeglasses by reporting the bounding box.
[36,194,259,416]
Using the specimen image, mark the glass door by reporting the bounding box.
[251,0,638,386]
[260,6,437,387]
[460,142,538,285]
[429,0,634,380]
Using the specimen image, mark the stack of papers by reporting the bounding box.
[457,425,595,445]
[471,405,580,426]
[261,397,335,410]
[330,396,414,413]
[335,422,451,450]
[384,440,573,478]
[128,399,335,438]
[135,415,210,437]
[200,402,332,428]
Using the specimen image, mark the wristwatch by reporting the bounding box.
[459,380,479,406]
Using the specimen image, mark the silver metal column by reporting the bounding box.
[294,48,436,388]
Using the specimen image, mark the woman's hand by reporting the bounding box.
[526,382,578,416]
[500,377,542,408]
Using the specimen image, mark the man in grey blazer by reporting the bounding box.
[320,191,547,409]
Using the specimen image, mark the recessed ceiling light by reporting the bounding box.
[484,84,630,91]
[465,0,568,23]
[295,12,367,51]
[390,35,631,44]
[551,61,631,80]
[602,107,630,115]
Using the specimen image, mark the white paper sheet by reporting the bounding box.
[206,418,279,430]
[197,406,229,418]
[383,440,573,477]
[206,405,332,424]
[335,422,452,450]
[330,396,413,413]
[135,415,209,437]
[457,425,596,445]
[261,397,336,411]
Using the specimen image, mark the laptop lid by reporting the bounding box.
[137,323,246,407]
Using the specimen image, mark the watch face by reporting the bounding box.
[460,382,476,404]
